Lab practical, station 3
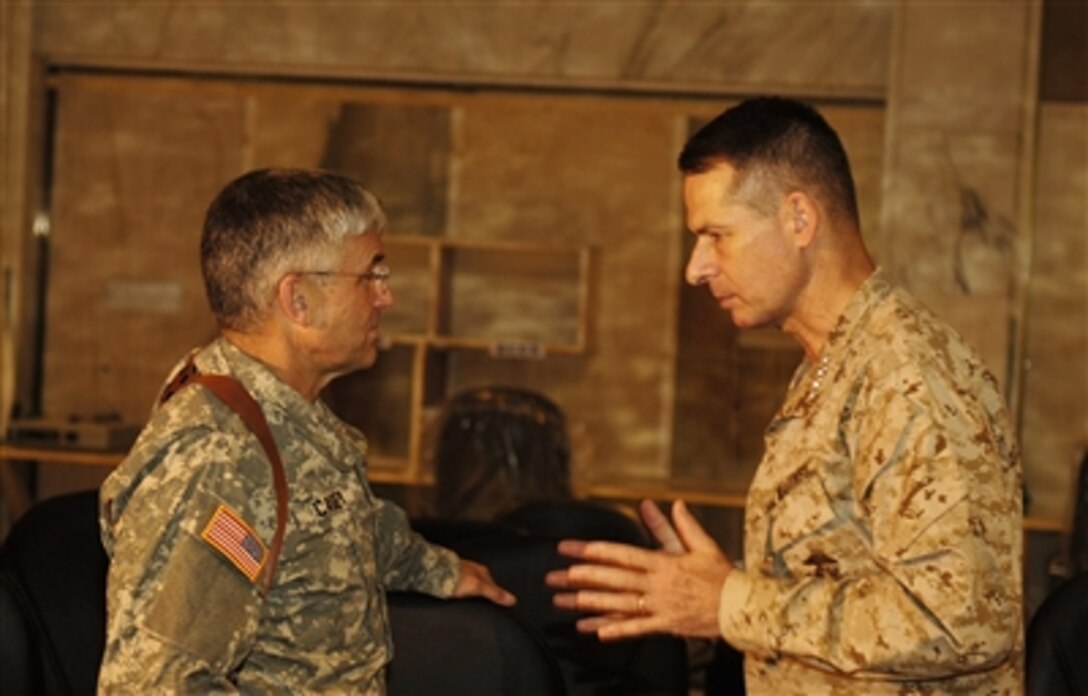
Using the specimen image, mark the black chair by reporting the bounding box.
[387,593,566,695]
[1026,571,1088,696]
[499,500,650,547]
[415,502,690,695]
[0,572,38,694]
[703,638,746,696]
[1068,449,1088,576]
[0,490,107,695]
[429,386,689,693]
[1044,449,1088,587]
[0,490,566,695]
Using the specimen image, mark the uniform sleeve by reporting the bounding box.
[371,496,460,596]
[719,366,1022,679]
[99,429,271,692]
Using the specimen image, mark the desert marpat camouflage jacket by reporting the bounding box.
[719,269,1024,695]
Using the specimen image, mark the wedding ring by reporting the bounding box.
[637,594,647,614]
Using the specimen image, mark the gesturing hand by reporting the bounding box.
[546,499,733,640]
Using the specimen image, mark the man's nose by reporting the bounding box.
[685,238,716,287]
[374,284,394,310]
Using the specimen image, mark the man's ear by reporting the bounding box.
[783,191,819,248]
[276,273,312,326]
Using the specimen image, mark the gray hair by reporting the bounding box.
[200,168,386,331]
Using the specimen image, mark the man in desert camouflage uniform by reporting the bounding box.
[99,169,514,693]
[548,97,1023,694]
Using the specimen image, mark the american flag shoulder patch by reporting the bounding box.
[200,504,267,583]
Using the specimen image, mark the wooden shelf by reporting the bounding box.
[586,479,748,510]
[324,234,593,481]
[0,444,124,468]
[381,234,592,354]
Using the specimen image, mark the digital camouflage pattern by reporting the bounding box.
[718,269,1023,695]
[99,338,460,693]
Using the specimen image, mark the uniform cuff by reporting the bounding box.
[431,545,462,597]
[719,568,750,638]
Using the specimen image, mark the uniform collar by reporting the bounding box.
[193,338,366,472]
[777,268,891,418]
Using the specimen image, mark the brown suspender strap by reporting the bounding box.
[189,373,288,596]
[159,358,288,596]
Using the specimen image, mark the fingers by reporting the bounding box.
[573,613,661,641]
[573,613,617,633]
[556,502,713,566]
[574,612,649,637]
[551,588,643,615]
[454,560,517,606]
[551,590,577,610]
[567,561,644,589]
[640,499,683,553]
[480,582,517,607]
[595,616,660,641]
[671,499,727,558]
[557,539,658,570]
[555,539,589,559]
[546,501,733,643]
[567,611,658,640]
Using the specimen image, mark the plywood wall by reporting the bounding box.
[34,75,884,498]
[1022,103,1088,523]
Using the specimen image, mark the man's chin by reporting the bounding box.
[729,311,773,332]
[357,348,379,369]
[335,347,379,375]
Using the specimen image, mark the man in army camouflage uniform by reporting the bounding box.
[548,97,1023,694]
[98,168,515,693]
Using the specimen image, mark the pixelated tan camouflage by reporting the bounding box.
[99,338,460,693]
[718,269,1023,695]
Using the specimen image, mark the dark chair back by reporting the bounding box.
[0,490,564,696]
[1,571,39,694]
[387,593,566,696]
[1069,449,1088,575]
[415,502,689,695]
[0,490,106,695]
[499,499,650,546]
[1026,571,1088,696]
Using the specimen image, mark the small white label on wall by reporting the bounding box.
[489,340,546,360]
[104,279,183,314]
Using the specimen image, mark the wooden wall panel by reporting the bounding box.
[43,79,239,422]
[1021,103,1088,521]
[879,2,1038,385]
[33,74,889,503]
[246,92,341,173]
[321,102,450,238]
[444,95,684,485]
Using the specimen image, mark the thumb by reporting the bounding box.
[455,560,517,606]
[672,499,721,555]
[641,499,684,553]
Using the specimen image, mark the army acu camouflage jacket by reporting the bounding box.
[98,338,460,693]
[720,269,1024,695]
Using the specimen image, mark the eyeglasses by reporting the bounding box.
[297,265,391,290]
